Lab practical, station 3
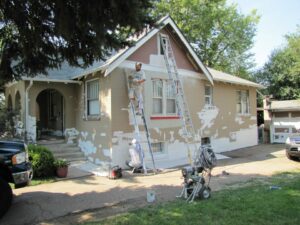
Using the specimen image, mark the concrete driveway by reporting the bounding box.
[1,144,300,225]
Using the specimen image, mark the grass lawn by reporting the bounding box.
[82,170,300,225]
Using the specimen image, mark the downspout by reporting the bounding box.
[25,80,33,142]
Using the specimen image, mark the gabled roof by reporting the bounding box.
[208,68,264,88]
[72,15,214,84]
[270,99,300,111]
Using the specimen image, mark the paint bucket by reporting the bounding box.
[147,190,156,203]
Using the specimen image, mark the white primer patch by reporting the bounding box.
[78,139,97,155]
[27,116,36,142]
[100,133,106,137]
[81,131,88,140]
[170,131,175,142]
[235,117,244,125]
[103,149,111,158]
[64,128,79,144]
[222,126,227,130]
[197,106,219,135]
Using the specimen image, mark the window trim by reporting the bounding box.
[85,78,100,119]
[151,78,178,118]
[204,84,213,106]
[151,142,166,154]
[236,90,250,115]
[157,33,169,55]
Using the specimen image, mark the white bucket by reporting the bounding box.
[147,190,156,203]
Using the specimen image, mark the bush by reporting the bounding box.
[54,159,69,168]
[28,145,55,178]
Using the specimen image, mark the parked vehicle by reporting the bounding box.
[285,134,300,160]
[0,140,33,218]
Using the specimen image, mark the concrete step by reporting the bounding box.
[38,140,87,163]
[53,151,85,158]
[37,139,66,145]
[48,146,81,153]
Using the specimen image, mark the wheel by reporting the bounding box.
[286,151,297,161]
[200,186,211,200]
[0,178,13,218]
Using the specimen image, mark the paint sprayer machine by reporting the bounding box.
[177,145,217,202]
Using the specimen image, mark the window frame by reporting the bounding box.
[236,90,250,115]
[151,142,165,154]
[85,78,100,118]
[204,85,213,106]
[152,78,178,117]
[158,33,169,55]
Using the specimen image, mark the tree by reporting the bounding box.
[154,0,259,79]
[255,30,300,100]
[0,0,154,86]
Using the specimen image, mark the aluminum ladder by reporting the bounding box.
[160,33,199,165]
[125,73,157,173]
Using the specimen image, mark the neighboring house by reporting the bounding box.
[264,97,300,143]
[4,16,263,169]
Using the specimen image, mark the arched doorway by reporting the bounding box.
[36,89,64,139]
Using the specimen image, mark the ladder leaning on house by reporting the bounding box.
[125,73,157,174]
[159,33,199,165]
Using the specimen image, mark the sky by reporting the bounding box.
[228,0,300,69]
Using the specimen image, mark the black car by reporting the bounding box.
[0,140,33,218]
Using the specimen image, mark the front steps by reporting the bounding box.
[38,139,86,162]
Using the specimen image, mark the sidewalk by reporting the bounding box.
[1,144,300,225]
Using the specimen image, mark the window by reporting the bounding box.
[152,79,177,115]
[159,34,168,55]
[166,80,176,114]
[204,85,213,105]
[236,90,249,114]
[151,142,164,153]
[152,80,163,114]
[86,79,100,116]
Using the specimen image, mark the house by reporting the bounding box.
[4,16,263,170]
[263,97,300,143]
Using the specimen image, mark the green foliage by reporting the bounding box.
[28,144,55,178]
[255,29,300,100]
[81,171,300,225]
[153,0,259,78]
[54,159,70,168]
[0,0,155,86]
[0,107,19,138]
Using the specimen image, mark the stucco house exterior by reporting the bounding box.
[263,97,300,143]
[4,16,263,169]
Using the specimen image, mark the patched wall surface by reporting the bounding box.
[74,73,112,168]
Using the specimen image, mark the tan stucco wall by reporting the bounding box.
[73,73,112,164]
[27,81,78,129]
[109,64,258,167]
[5,81,26,122]
[128,28,197,72]
[111,67,257,138]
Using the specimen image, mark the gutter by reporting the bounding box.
[25,80,33,142]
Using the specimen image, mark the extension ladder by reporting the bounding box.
[160,33,199,165]
[125,73,157,174]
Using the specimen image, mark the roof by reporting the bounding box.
[22,15,214,85]
[208,68,264,88]
[18,15,262,89]
[270,99,300,111]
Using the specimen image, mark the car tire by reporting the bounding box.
[286,151,297,161]
[0,177,13,218]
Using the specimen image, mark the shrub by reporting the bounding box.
[54,159,69,168]
[28,145,55,178]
